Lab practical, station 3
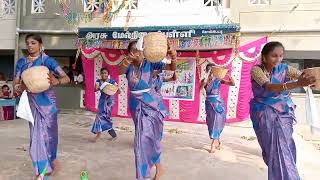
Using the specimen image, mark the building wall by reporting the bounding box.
[19,0,231,30]
[0,18,16,49]
[230,0,320,92]
[230,0,320,56]
[0,0,17,80]
[79,0,231,27]
[20,0,82,30]
[0,0,16,50]
[17,0,79,51]
[17,0,232,49]
[18,34,77,51]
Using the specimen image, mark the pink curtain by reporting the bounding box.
[81,37,268,123]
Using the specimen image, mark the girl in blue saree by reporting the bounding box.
[14,34,70,179]
[200,64,234,153]
[91,67,118,142]
[250,41,316,180]
[119,39,176,180]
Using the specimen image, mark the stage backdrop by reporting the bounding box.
[81,37,267,123]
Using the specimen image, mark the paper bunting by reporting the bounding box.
[77,33,238,51]
[54,0,128,26]
[80,37,267,124]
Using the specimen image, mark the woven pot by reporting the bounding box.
[211,66,228,79]
[143,32,168,62]
[304,67,320,90]
[103,84,118,95]
[21,66,50,93]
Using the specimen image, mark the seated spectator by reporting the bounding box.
[72,70,84,84]
[0,85,14,120]
[1,85,11,98]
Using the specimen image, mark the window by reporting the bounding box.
[249,0,270,5]
[204,0,222,7]
[128,0,138,10]
[31,0,45,14]
[83,0,100,12]
[83,0,138,13]
[1,0,16,15]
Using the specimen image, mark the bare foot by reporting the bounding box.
[214,139,221,150]
[154,164,164,180]
[108,137,117,141]
[35,175,44,180]
[89,136,100,143]
[89,133,101,143]
[51,159,61,176]
[210,140,215,153]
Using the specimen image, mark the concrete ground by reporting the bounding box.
[0,111,320,180]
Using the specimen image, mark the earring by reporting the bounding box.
[40,46,45,52]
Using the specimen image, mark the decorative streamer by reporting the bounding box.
[124,10,132,31]
[78,33,238,51]
[53,0,128,26]
[80,34,267,123]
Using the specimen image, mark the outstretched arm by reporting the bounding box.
[251,66,315,92]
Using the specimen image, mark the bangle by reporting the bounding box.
[122,60,130,67]
[122,62,129,67]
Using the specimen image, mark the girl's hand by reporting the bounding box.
[298,72,316,87]
[14,82,27,95]
[167,41,177,59]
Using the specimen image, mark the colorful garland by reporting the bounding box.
[107,0,128,24]
[54,0,128,26]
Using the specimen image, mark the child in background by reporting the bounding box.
[0,85,14,120]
